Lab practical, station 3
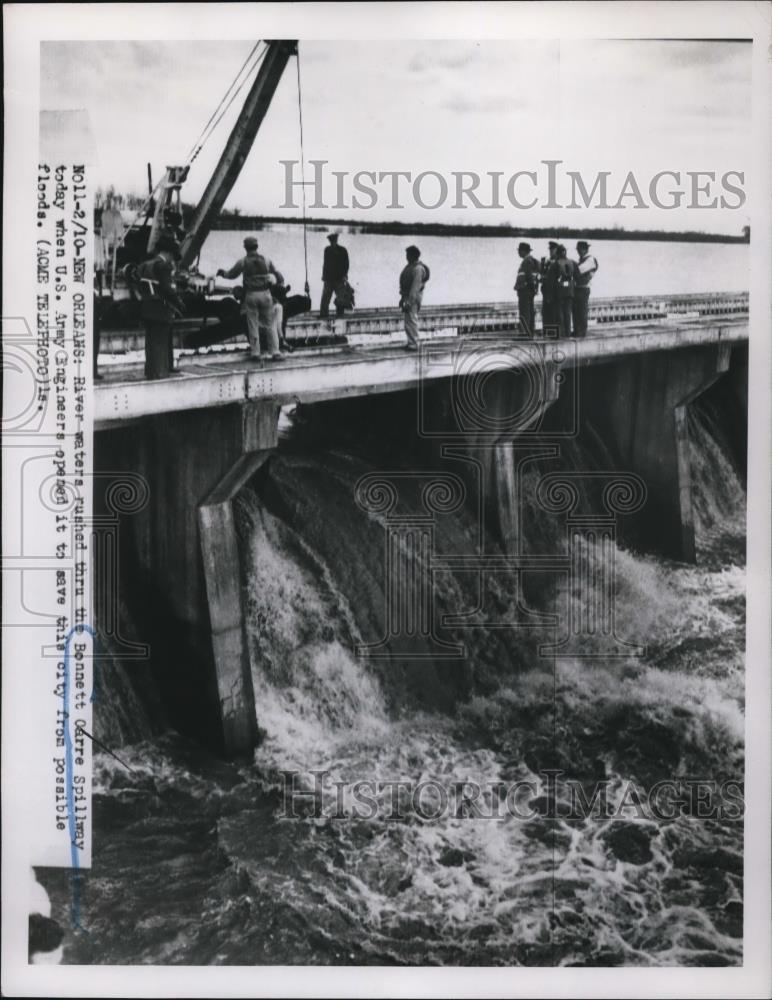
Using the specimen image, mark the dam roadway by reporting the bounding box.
[95,300,748,427]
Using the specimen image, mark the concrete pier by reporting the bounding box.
[97,400,279,754]
[578,340,742,558]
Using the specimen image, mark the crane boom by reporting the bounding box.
[179,39,297,269]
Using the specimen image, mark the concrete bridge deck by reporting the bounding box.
[95,312,748,428]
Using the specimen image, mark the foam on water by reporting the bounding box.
[236,494,390,771]
[207,405,745,965]
[49,398,746,966]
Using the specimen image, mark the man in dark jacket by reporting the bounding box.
[555,244,578,338]
[514,241,540,337]
[136,234,184,379]
[540,240,559,333]
[319,232,350,318]
[270,281,311,345]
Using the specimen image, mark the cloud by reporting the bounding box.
[38,37,753,231]
[407,44,483,75]
[440,94,526,114]
[672,102,751,122]
[651,39,751,70]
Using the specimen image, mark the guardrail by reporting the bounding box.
[98,291,749,355]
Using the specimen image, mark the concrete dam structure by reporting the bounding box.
[94,296,748,758]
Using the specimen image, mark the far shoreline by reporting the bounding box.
[211,214,750,245]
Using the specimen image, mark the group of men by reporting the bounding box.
[135,233,290,379]
[135,230,432,377]
[320,231,597,346]
[134,230,595,381]
[515,239,599,338]
[320,233,430,351]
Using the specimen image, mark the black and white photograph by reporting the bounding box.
[3,3,771,997]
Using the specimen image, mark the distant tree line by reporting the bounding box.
[95,186,198,219]
[95,186,149,211]
[213,214,751,244]
[95,191,751,244]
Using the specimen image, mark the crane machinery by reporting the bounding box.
[94,40,306,347]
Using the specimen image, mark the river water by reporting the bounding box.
[198,224,749,310]
[42,393,746,967]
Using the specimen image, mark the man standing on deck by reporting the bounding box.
[217,236,285,361]
[319,232,350,318]
[555,244,578,338]
[136,234,184,380]
[514,241,540,337]
[399,245,430,351]
[572,241,599,337]
[540,240,560,333]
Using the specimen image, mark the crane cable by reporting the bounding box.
[296,43,310,296]
[121,42,267,246]
[103,43,271,277]
[192,44,269,164]
[185,41,267,166]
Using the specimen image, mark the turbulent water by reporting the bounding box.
[41,401,745,967]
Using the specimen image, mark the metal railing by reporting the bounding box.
[98,290,749,356]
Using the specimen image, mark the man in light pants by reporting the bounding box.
[399,245,430,351]
[218,236,285,361]
[572,240,599,338]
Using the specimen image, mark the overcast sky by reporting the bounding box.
[40,38,752,233]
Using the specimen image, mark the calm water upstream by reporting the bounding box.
[198,225,749,310]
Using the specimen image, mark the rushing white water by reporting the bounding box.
[46,400,745,967]
[212,402,745,966]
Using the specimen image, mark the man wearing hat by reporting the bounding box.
[319,231,350,319]
[399,245,430,350]
[539,240,560,333]
[573,241,599,338]
[218,236,285,361]
[514,241,540,337]
[136,233,184,379]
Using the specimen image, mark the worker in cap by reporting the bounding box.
[572,241,599,338]
[320,230,350,319]
[514,241,539,338]
[539,240,561,333]
[217,237,286,362]
[399,245,431,350]
[554,244,578,338]
[136,235,185,379]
